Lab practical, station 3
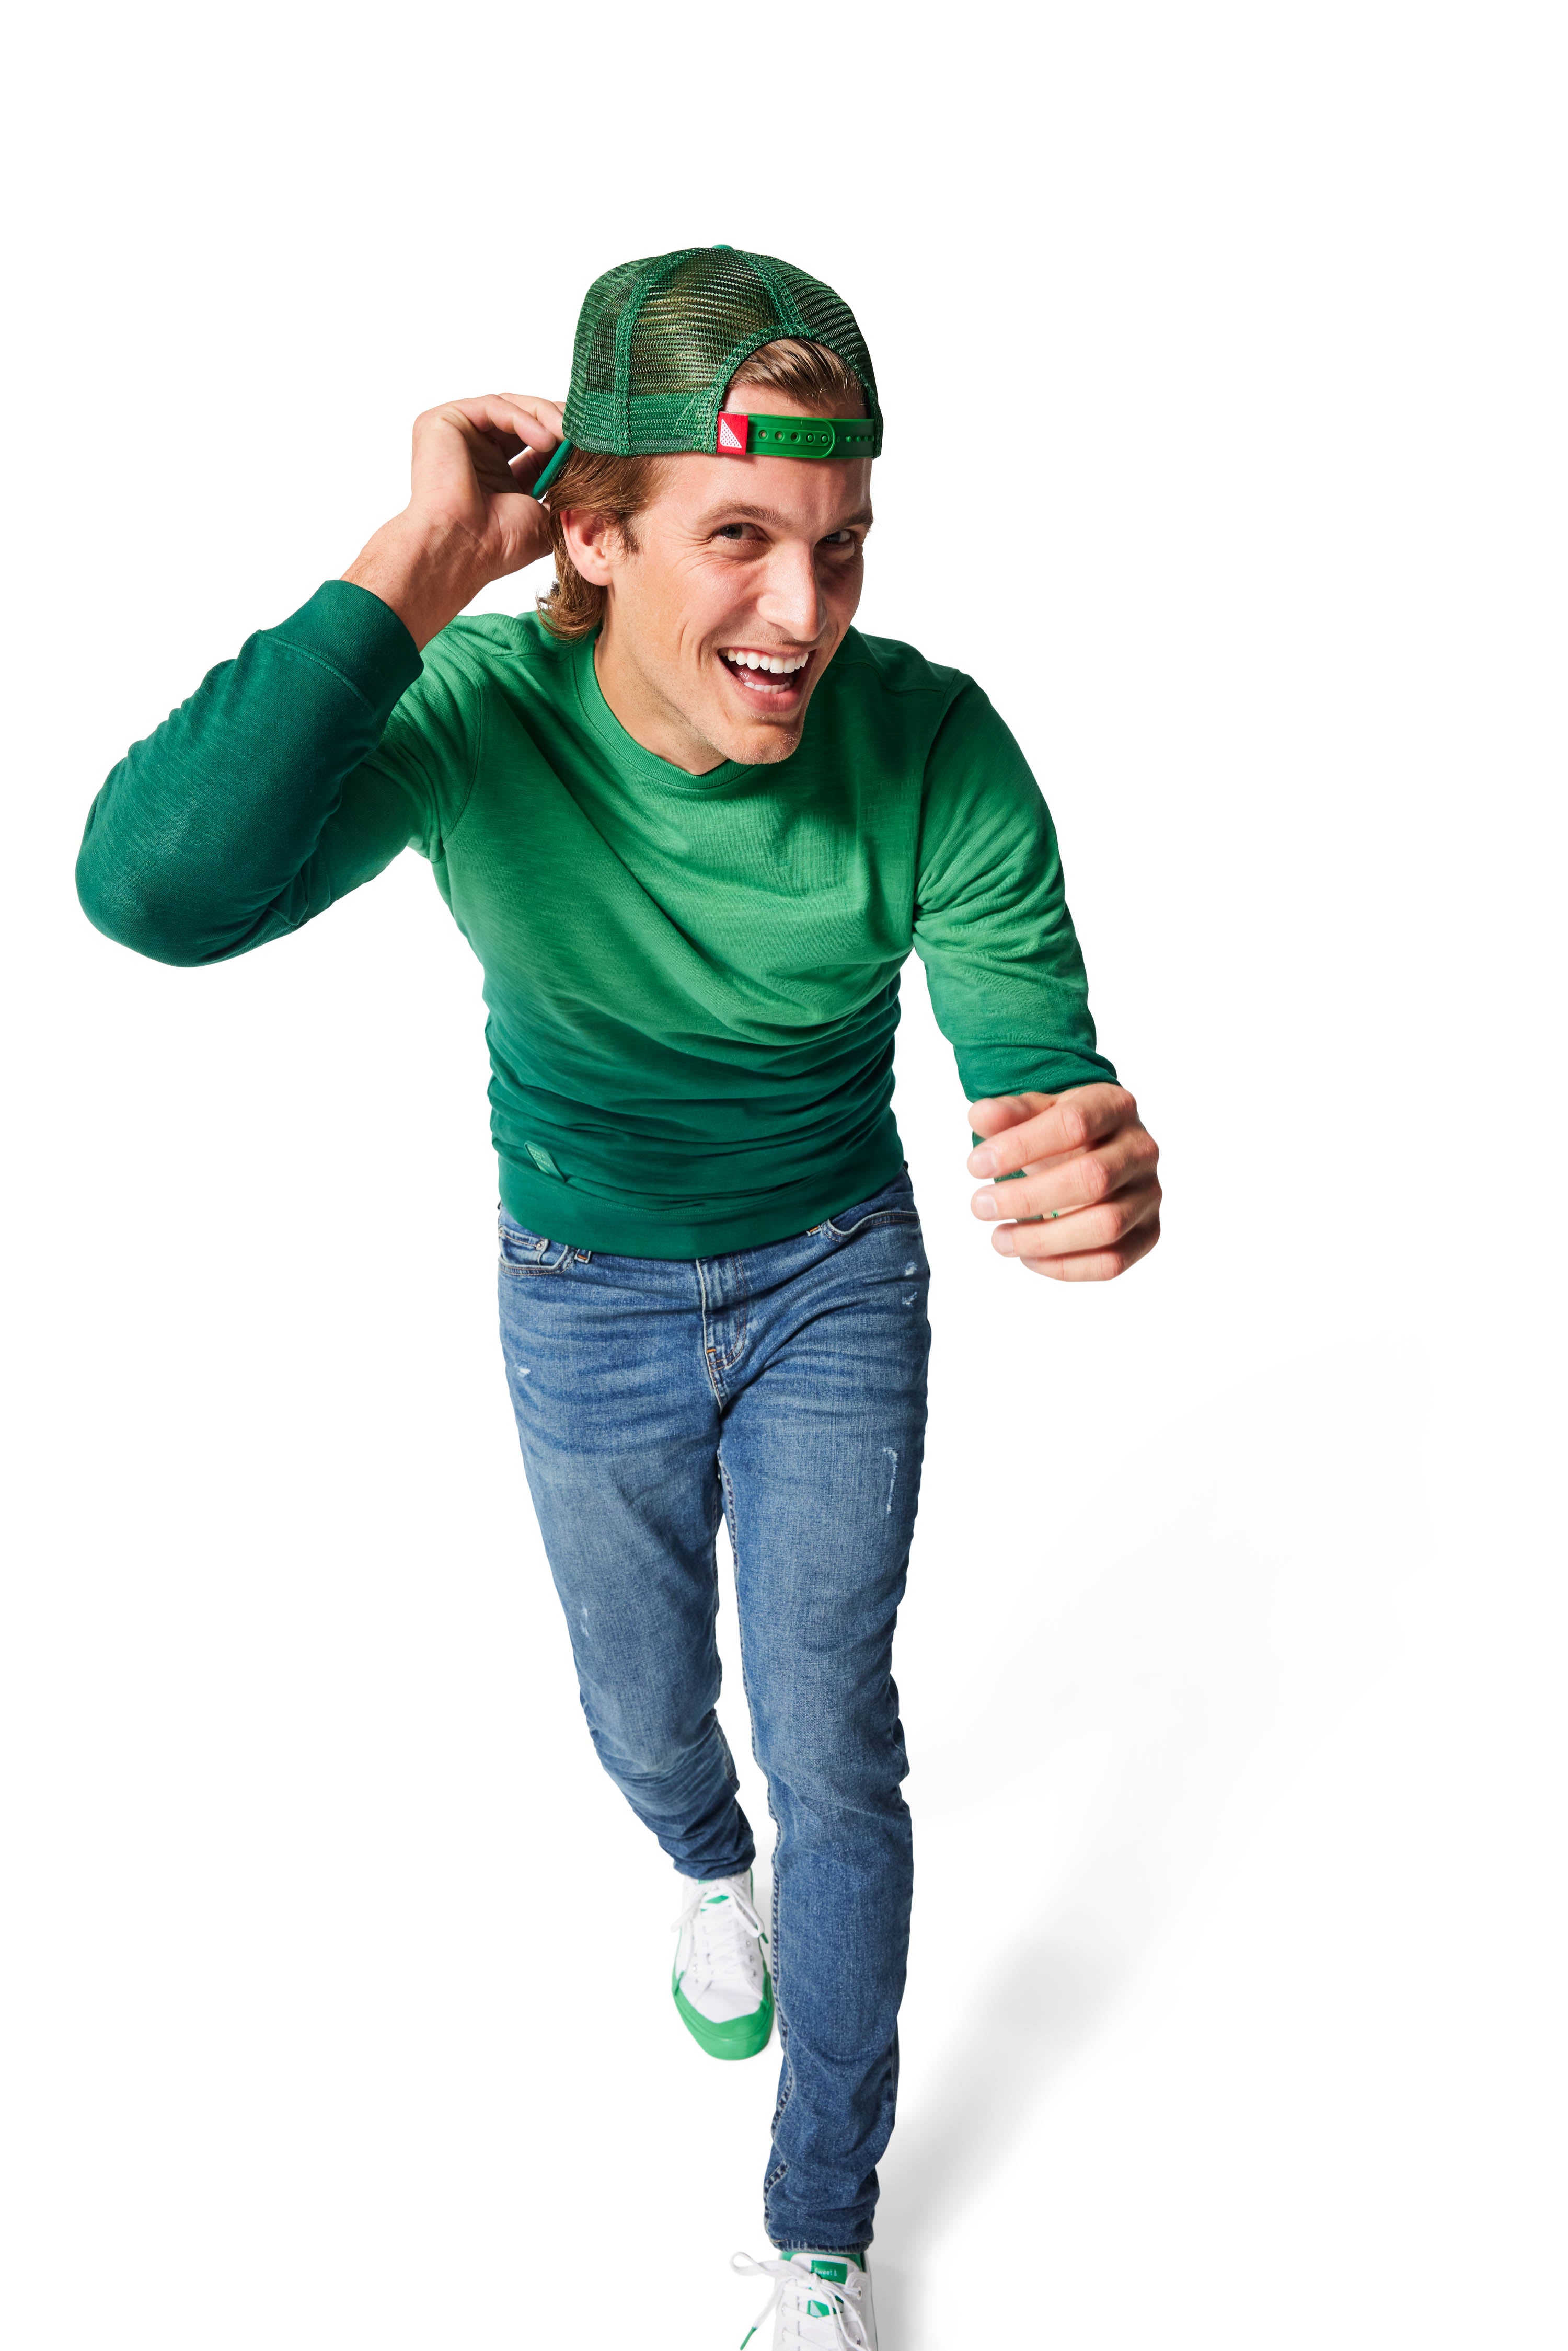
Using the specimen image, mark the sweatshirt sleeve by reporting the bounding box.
[912,677,1117,1101]
[75,581,441,967]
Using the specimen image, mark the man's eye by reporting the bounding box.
[714,524,746,540]
[823,530,858,548]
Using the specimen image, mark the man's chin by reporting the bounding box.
[726,719,805,766]
[695,705,806,767]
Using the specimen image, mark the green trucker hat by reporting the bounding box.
[531,244,881,499]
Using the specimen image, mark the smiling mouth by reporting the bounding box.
[717,646,815,705]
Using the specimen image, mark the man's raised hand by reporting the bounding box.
[966,1086,1161,1281]
[405,395,566,573]
[343,393,566,650]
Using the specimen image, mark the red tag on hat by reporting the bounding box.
[715,411,751,456]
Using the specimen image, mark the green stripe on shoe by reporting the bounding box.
[672,1967,774,2059]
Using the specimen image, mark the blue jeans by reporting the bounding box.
[496,1166,931,2253]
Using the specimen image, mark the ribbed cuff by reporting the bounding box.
[271,580,423,726]
[959,1051,1119,1101]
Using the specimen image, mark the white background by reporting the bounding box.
[3,4,1563,2345]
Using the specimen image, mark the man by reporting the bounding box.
[77,245,1160,2348]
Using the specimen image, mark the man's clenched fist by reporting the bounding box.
[966,1085,1161,1281]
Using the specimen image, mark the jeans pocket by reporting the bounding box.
[826,1206,921,1239]
[824,1168,920,1239]
[498,1213,573,1274]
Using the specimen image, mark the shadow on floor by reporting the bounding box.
[871,1672,1230,2337]
[871,1930,1126,2350]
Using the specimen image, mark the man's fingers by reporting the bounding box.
[966,1092,1053,1141]
[448,395,564,453]
[429,395,565,459]
[498,393,567,438]
[1018,1217,1163,1282]
[989,1178,1161,1265]
[966,1084,1136,1179]
[970,1123,1159,1225]
[993,1183,1161,1276]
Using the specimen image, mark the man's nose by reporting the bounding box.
[754,543,824,643]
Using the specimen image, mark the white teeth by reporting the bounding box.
[721,649,808,676]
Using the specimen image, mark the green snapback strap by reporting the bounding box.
[535,413,875,487]
[717,413,875,459]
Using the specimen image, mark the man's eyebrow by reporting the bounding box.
[693,501,875,529]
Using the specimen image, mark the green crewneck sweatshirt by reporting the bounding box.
[76,583,1114,1255]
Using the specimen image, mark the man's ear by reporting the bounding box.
[557,506,626,589]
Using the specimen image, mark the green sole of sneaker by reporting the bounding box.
[672,1972,775,2060]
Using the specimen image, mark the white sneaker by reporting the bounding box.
[732,2250,878,2350]
[671,1868,774,2060]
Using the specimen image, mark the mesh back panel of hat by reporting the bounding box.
[562,246,882,458]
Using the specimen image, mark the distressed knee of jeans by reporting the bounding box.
[586,1715,712,1787]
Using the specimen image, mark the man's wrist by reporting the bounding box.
[342,514,490,651]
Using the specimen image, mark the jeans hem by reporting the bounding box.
[768,2240,871,2259]
[674,1855,757,1882]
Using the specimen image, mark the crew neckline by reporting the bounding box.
[571,632,754,795]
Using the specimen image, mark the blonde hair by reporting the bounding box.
[536,339,869,642]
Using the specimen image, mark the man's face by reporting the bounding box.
[559,383,873,772]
